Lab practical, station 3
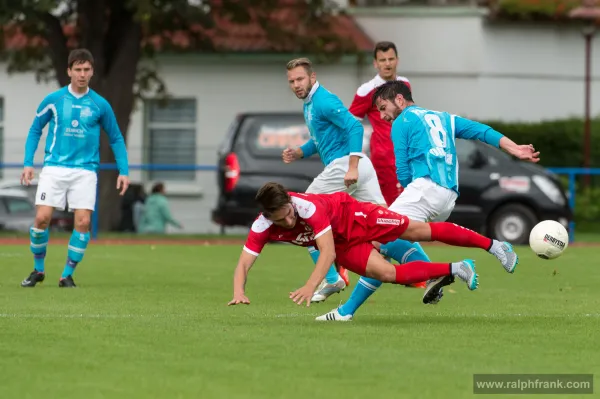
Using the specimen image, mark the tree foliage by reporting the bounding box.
[0,0,357,231]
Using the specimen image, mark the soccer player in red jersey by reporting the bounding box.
[349,41,408,206]
[228,182,516,311]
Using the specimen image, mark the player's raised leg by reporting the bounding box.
[59,170,96,287]
[316,246,477,321]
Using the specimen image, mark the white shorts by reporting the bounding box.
[388,177,457,222]
[306,155,386,205]
[35,166,97,211]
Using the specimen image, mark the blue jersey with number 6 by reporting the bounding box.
[391,105,504,195]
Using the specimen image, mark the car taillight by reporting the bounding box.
[224,153,240,193]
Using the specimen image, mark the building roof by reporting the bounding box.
[4,5,374,54]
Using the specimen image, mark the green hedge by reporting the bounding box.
[479,117,600,224]
[479,117,600,168]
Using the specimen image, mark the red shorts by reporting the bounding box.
[335,202,410,275]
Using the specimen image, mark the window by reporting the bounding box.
[5,197,34,214]
[0,97,3,179]
[145,99,197,181]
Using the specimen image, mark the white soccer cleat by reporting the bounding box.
[310,277,346,303]
[454,259,479,291]
[489,240,519,273]
[315,307,353,321]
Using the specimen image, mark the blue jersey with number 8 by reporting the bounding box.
[391,105,504,195]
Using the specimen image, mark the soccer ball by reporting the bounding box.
[529,220,569,259]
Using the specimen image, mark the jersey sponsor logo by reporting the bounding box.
[376,217,403,226]
[71,120,79,127]
[81,107,93,118]
[292,231,315,245]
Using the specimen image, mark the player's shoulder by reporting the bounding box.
[42,87,69,103]
[250,214,273,234]
[87,89,110,108]
[290,192,319,219]
[396,75,410,84]
[317,84,342,105]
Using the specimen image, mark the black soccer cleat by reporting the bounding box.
[422,275,455,305]
[58,276,77,288]
[21,270,46,287]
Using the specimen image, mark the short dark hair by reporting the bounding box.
[372,80,413,107]
[373,41,397,59]
[255,182,291,217]
[151,182,165,194]
[68,48,94,69]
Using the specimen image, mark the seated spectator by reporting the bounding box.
[138,182,182,234]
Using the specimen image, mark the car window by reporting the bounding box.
[0,200,6,216]
[5,197,34,214]
[455,139,479,166]
[237,115,322,161]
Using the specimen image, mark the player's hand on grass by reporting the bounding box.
[344,167,359,188]
[116,175,130,196]
[21,167,35,186]
[289,285,314,307]
[228,293,250,306]
[282,147,300,164]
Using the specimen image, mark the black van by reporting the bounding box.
[211,112,572,245]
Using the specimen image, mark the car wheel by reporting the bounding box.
[488,203,538,245]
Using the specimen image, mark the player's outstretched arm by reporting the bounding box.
[101,102,130,194]
[454,115,539,162]
[289,229,336,307]
[228,250,258,305]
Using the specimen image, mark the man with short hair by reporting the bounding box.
[227,182,519,308]
[21,48,130,288]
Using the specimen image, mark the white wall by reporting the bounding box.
[353,9,600,121]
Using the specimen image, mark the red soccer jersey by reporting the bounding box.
[349,74,411,163]
[243,192,356,256]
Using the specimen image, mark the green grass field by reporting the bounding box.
[1,242,598,399]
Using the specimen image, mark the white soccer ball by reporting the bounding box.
[529,220,569,259]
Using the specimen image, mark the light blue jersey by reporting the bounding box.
[299,82,363,166]
[24,86,129,175]
[391,105,504,194]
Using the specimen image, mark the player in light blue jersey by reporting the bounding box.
[283,58,431,305]
[316,80,539,321]
[20,48,129,288]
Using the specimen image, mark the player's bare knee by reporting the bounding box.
[74,214,91,232]
[33,208,53,229]
[402,220,431,242]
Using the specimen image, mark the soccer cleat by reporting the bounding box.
[455,259,478,291]
[489,240,519,273]
[59,276,77,288]
[315,307,353,321]
[338,267,351,286]
[21,271,45,287]
[422,275,455,304]
[311,277,346,303]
